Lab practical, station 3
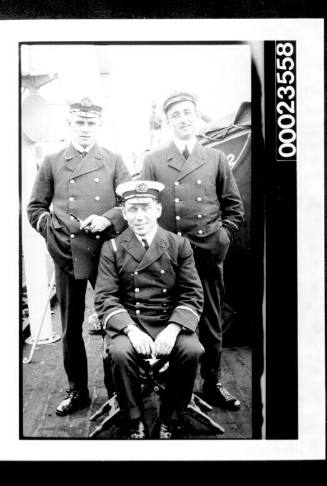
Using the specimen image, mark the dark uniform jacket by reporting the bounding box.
[142,141,244,262]
[94,226,204,340]
[27,143,130,279]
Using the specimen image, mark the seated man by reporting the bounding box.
[95,180,204,439]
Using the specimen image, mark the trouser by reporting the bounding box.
[103,332,203,421]
[55,264,97,393]
[193,248,225,383]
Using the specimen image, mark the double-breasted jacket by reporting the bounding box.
[94,226,204,340]
[27,143,130,279]
[142,141,244,262]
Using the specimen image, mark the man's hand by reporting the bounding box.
[80,214,111,233]
[153,323,182,357]
[125,325,155,357]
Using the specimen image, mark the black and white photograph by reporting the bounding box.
[0,18,324,462]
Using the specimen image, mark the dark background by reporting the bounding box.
[0,0,325,19]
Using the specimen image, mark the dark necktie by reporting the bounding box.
[141,238,149,250]
[182,144,190,160]
[81,151,87,158]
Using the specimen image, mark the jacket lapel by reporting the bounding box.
[121,228,146,263]
[136,227,168,272]
[167,142,187,172]
[64,144,81,172]
[177,142,207,180]
[65,143,104,178]
[166,141,207,180]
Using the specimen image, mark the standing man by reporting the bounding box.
[142,91,244,410]
[27,96,130,416]
[94,180,204,439]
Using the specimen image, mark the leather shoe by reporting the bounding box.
[203,382,241,410]
[159,420,173,439]
[56,390,91,416]
[128,419,146,439]
[152,418,179,439]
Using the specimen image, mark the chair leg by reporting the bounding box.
[90,400,111,421]
[192,393,213,412]
[187,393,225,434]
[89,393,121,438]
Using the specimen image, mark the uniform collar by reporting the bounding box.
[134,224,158,247]
[166,141,206,179]
[173,137,197,155]
[72,141,95,154]
[120,226,169,271]
[64,143,104,176]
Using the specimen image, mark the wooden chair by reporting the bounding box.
[89,357,224,438]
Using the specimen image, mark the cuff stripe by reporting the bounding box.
[104,308,127,326]
[36,212,49,232]
[176,305,199,321]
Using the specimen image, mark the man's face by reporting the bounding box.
[122,199,162,237]
[166,100,199,140]
[68,114,102,148]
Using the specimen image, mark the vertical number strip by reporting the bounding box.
[275,41,297,161]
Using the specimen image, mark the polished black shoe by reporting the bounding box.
[56,390,91,416]
[203,382,241,410]
[128,420,146,439]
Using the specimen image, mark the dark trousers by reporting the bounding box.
[103,332,203,421]
[193,248,225,383]
[55,264,97,392]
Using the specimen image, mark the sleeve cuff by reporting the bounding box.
[36,212,49,232]
[168,306,199,332]
[104,309,127,328]
[222,219,239,232]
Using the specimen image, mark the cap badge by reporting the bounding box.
[135,182,148,193]
[80,97,92,107]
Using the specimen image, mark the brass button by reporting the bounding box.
[160,269,165,274]
[162,289,167,294]
[69,197,74,202]
[174,198,180,203]
[135,302,140,307]
[174,181,179,186]
[70,234,75,238]
[176,215,181,221]
[136,310,140,315]
[95,235,100,239]
[196,197,202,202]
[198,229,203,235]
[197,214,202,219]
[70,179,75,184]
[196,179,202,185]
[94,178,99,182]
[135,288,140,293]
[95,196,100,201]
[134,271,138,275]
[177,232,182,236]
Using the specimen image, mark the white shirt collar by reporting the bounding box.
[134,224,158,247]
[173,137,197,155]
[72,141,95,154]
